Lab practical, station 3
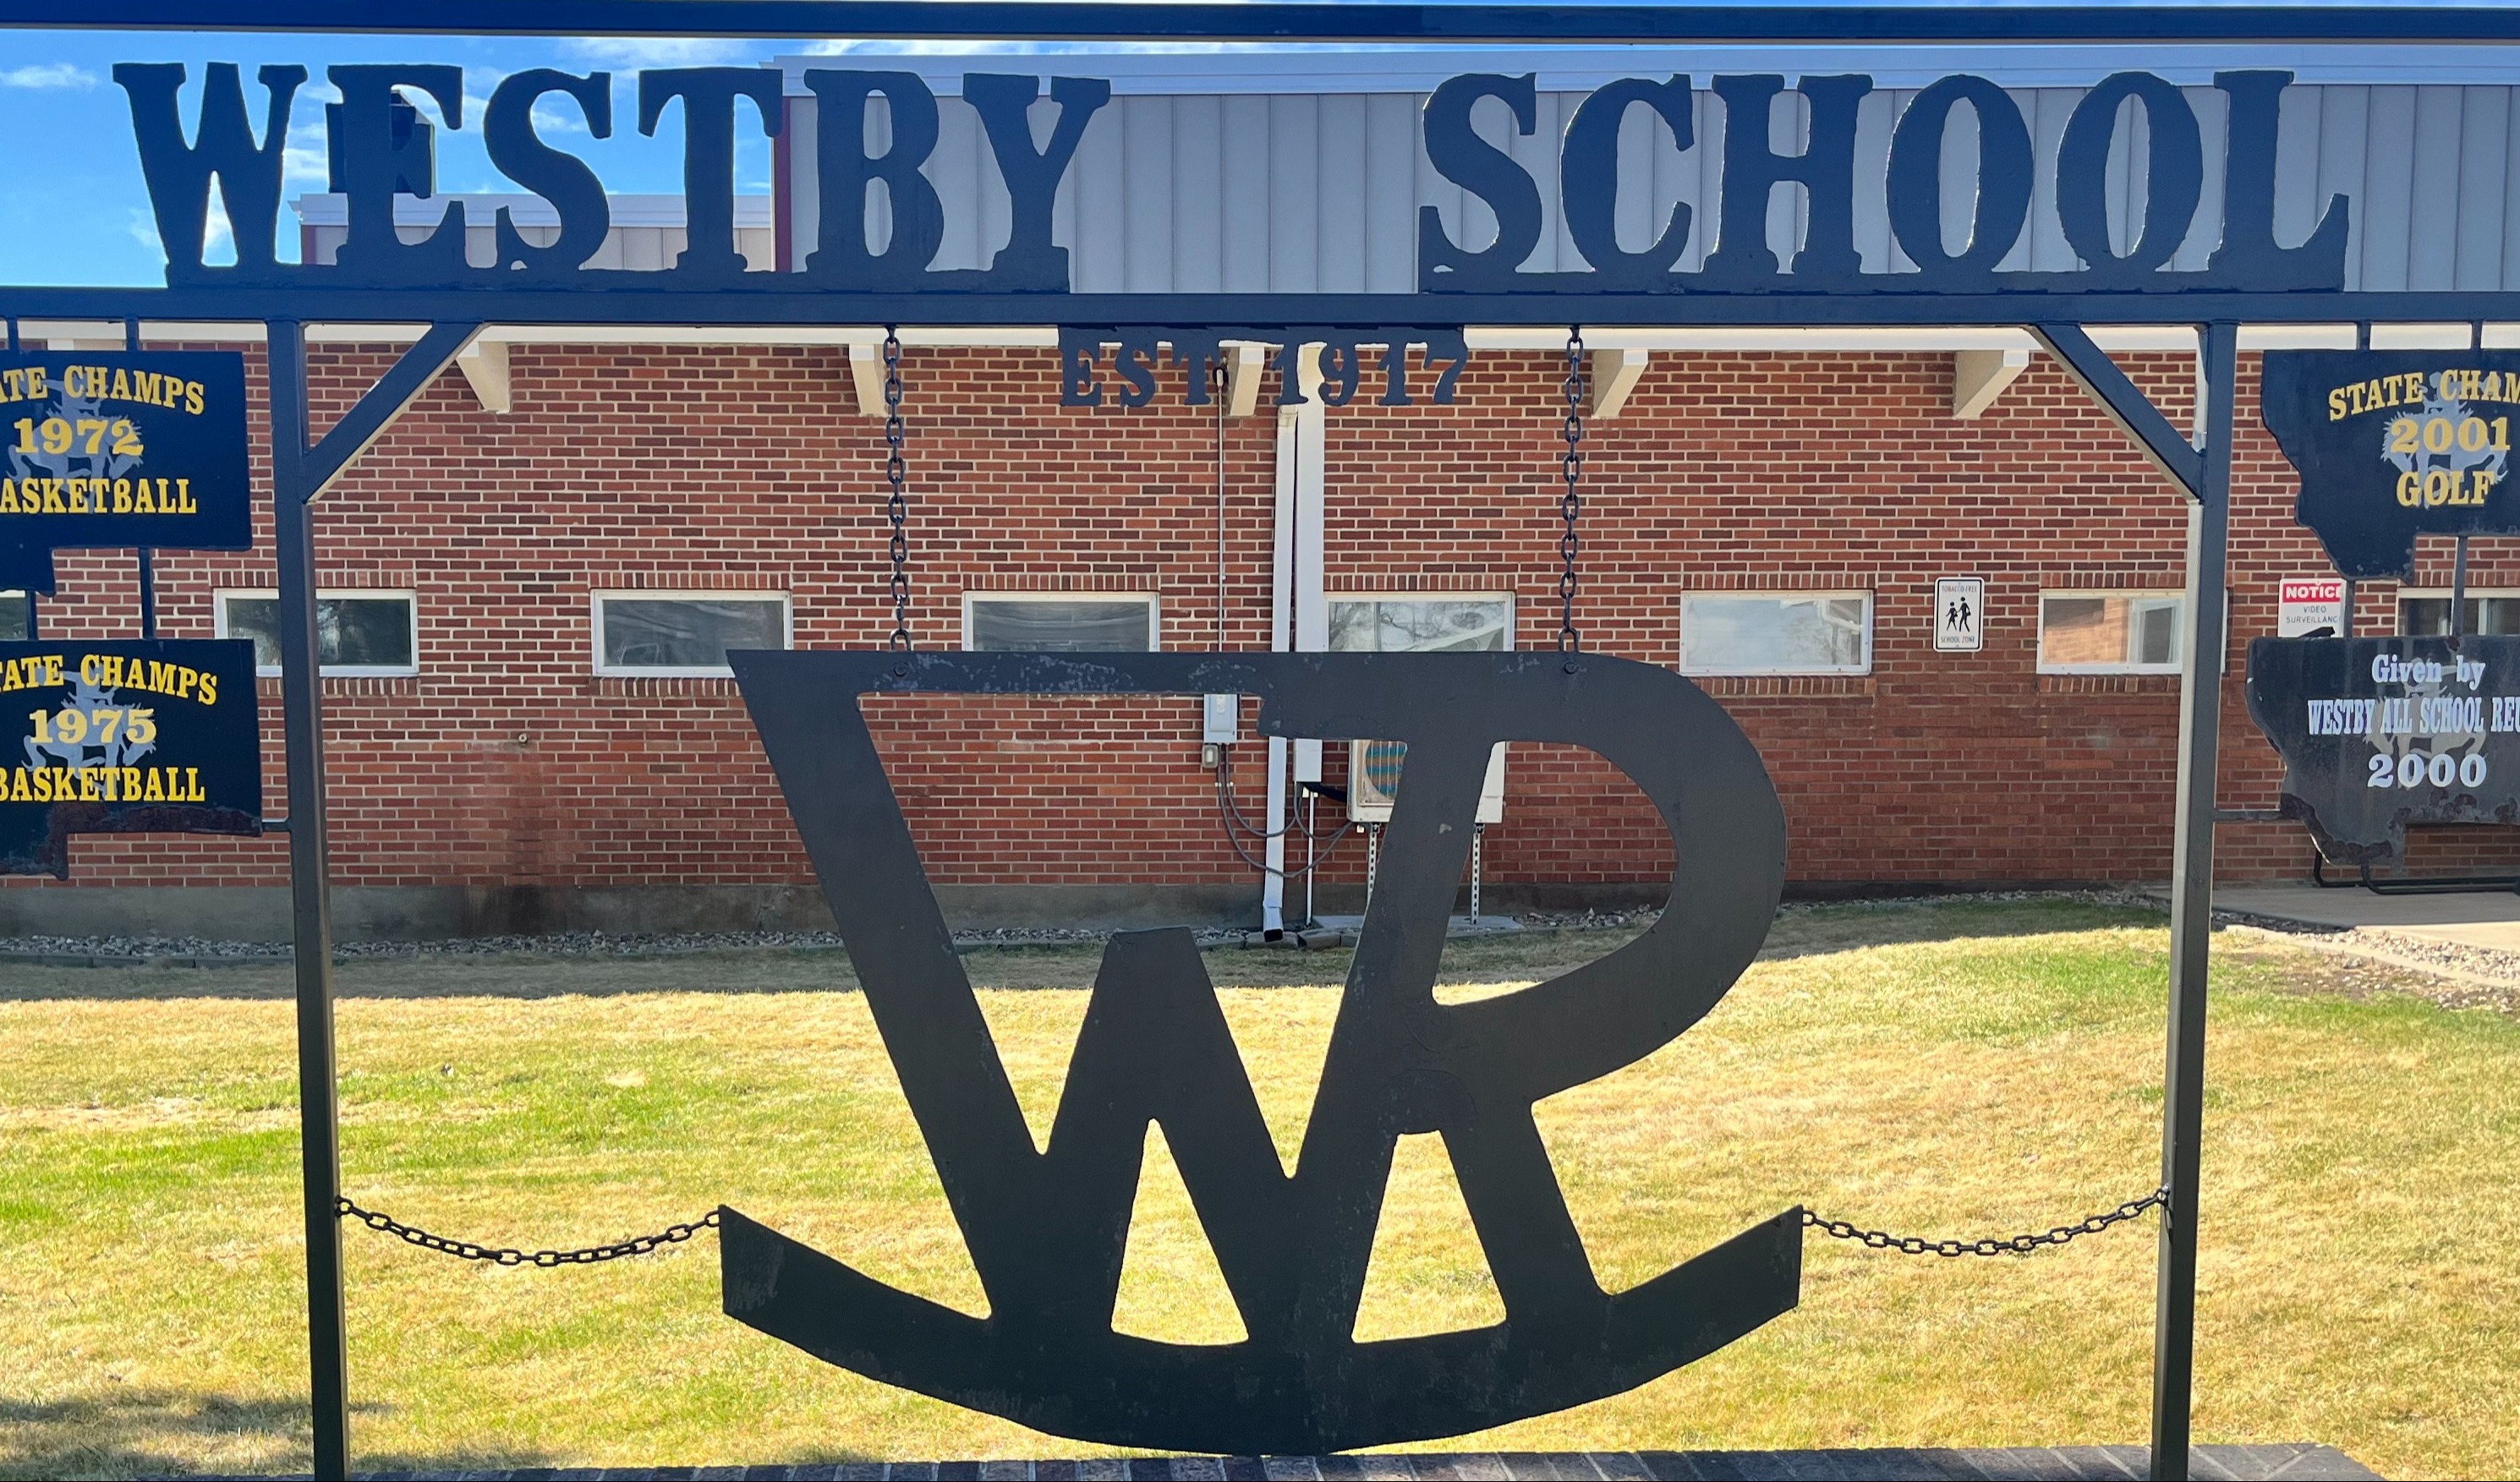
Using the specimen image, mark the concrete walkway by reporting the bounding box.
[2212,881,2520,954]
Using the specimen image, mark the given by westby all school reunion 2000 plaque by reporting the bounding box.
[0,350,252,593]
[0,639,262,877]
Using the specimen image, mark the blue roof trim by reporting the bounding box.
[5,2,2520,46]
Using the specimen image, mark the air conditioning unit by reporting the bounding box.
[1347,740,1504,824]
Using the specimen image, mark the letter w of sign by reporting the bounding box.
[114,63,305,278]
[720,650,1802,1457]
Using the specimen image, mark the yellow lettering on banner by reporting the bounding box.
[25,369,43,399]
[79,655,101,686]
[196,670,216,705]
[107,368,128,402]
[63,478,84,513]
[7,769,25,802]
[174,667,196,700]
[184,380,203,416]
[132,370,159,407]
[111,479,131,514]
[0,480,15,515]
[142,768,163,802]
[39,479,63,513]
[184,767,202,802]
[2330,386,2350,421]
[176,478,194,514]
[27,769,47,803]
[40,656,60,686]
[79,768,98,801]
[119,767,140,801]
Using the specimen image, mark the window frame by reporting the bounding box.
[215,587,421,678]
[1678,589,1875,677]
[0,590,23,644]
[589,588,793,678]
[960,590,1161,653]
[2393,587,2520,637]
[1325,590,1518,654]
[2035,588,2187,675]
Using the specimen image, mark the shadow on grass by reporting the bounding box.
[0,1389,541,1482]
[0,897,2168,1003]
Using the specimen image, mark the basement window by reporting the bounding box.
[1679,592,1872,675]
[0,592,22,643]
[2037,591,2183,674]
[1328,593,1514,653]
[2397,589,2520,637]
[592,592,790,675]
[217,589,419,677]
[963,593,1158,652]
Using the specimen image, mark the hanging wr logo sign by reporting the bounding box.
[115,63,2344,298]
[715,649,1796,1454]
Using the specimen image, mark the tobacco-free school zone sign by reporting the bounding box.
[0,350,253,593]
[0,639,262,877]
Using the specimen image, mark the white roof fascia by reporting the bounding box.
[50,321,2412,352]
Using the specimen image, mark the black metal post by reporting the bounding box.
[129,320,156,637]
[2150,320,2237,1482]
[2453,535,2471,637]
[266,318,350,1479]
[2341,578,2355,639]
[7,314,30,641]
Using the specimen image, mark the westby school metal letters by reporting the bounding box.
[116,63,2346,298]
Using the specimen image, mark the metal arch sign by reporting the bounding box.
[720,649,1795,1454]
[110,62,2345,304]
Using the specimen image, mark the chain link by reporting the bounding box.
[884,326,911,651]
[1804,1187,2166,1258]
[1558,325,1587,657]
[337,1197,720,1267]
[338,1184,2158,1269]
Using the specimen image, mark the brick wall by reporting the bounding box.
[12,340,2476,903]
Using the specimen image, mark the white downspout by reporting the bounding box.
[1263,347,1327,932]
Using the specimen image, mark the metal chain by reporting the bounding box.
[1804,1187,2166,1258]
[884,326,911,650]
[1558,325,1587,656]
[337,1184,2159,1268]
[337,1196,720,1268]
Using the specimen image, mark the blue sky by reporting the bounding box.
[0,13,2492,288]
[0,31,817,286]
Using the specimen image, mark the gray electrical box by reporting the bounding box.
[1202,693,1240,745]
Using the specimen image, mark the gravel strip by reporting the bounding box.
[0,889,2172,968]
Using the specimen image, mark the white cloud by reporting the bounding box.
[0,63,96,90]
[530,99,591,134]
[125,209,160,251]
[558,37,759,68]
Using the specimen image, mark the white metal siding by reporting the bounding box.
[778,79,2520,293]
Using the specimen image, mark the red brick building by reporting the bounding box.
[10,49,2520,938]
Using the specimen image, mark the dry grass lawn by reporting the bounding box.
[0,900,2514,1478]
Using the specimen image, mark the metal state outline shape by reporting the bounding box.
[719,650,1799,1455]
